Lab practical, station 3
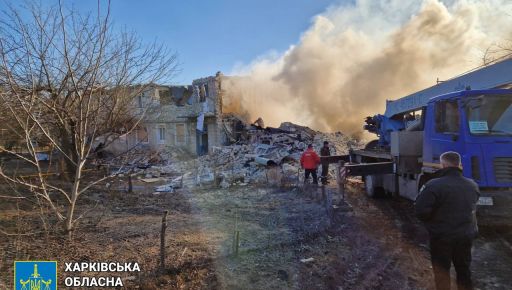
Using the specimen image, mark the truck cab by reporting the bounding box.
[422,89,512,220]
[345,59,512,224]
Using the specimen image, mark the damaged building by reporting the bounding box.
[104,71,325,161]
[108,72,228,156]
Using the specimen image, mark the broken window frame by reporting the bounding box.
[136,126,149,144]
[137,95,143,108]
[204,84,209,98]
[159,89,172,105]
[199,85,207,103]
[175,123,187,145]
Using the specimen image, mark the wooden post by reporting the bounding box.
[234,230,240,256]
[337,161,346,199]
[232,210,240,257]
[160,210,169,271]
[127,168,133,193]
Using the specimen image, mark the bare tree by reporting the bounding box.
[483,40,512,65]
[0,0,177,239]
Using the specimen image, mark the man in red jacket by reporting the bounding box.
[300,144,320,184]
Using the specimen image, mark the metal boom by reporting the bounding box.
[384,58,512,117]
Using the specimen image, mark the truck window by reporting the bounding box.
[465,95,512,135]
[435,100,460,133]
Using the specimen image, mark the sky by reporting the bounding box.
[3,0,510,133]
[62,0,340,85]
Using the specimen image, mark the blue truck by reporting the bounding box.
[342,58,512,224]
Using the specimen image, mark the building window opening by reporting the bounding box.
[158,126,166,144]
[176,123,186,144]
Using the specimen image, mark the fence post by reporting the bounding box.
[337,161,346,199]
[159,210,169,271]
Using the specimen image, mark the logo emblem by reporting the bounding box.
[14,261,57,290]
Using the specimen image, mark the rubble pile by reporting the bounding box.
[125,122,361,193]
[100,120,361,193]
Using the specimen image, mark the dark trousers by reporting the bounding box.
[304,169,318,184]
[430,235,473,290]
[321,164,329,179]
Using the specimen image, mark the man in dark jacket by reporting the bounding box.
[415,151,479,290]
[320,141,331,184]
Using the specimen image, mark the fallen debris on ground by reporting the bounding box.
[100,120,362,193]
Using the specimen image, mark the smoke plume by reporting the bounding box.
[222,0,512,137]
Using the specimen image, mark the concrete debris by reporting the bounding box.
[279,122,316,140]
[154,175,186,192]
[196,167,215,185]
[139,177,165,183]
[253,117,265,128]
[103,120,361,192]
[219,179,230,189]
[255,156,278,166]
[154,184,174,193]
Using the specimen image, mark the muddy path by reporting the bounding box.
[345,180,512,290]
[472,228,512,290]
[181,183,435,290]
[2,177,510,290]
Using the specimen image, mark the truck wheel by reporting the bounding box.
[365,175,384,197]
[365,140,379,150]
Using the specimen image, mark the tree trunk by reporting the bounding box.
[65,162,83,240]
[66,198,76,240]
[59,126,79,181]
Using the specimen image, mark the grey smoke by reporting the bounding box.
[223,0,512,137]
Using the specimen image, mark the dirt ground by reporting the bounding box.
[1,176,512,289]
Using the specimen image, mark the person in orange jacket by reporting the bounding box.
[300,144,321,184]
